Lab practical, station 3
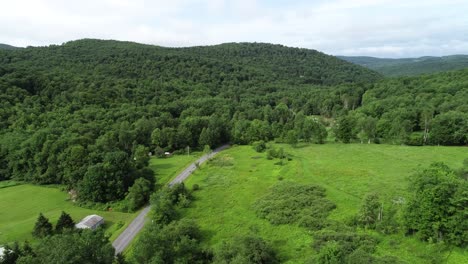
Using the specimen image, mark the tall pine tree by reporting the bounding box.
[55,211,75,233]
[32,213,53,238]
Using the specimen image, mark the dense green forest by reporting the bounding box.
[0,39,466,206]
[339,55,468,76]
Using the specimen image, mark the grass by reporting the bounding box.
[0,184,136,244]
[149,152,201,185]
[182,143,467,263]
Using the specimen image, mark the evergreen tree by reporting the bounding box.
[55,211,75,233]
[32,213,53,238]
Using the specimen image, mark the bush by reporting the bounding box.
[252,140,267,153]
[312,230,381,263]
[192,184,200,191]
[266,148,275,160]
[405,132,424,146]
[209,155,234,167]
[253,182,336,228]
[213,235,279,264]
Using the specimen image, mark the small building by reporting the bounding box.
[164,151,172,156]
[75,215,104,230]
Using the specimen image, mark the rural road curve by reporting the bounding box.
[112,144,230,254]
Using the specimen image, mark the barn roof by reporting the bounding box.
[75,214,104,229]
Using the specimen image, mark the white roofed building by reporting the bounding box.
[75,215,104,230]
[0,246,5,260]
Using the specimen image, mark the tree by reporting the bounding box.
[403,163,467,246]
[334,115,355,143]
[79,151,133,202]
[430,111,468,145]
[316,241,342,264]
[18,229,115,264]
[198,127,213,148]
[55,211,75,233]
[126,178,153,211]
[151,128,162,147]
[358,116,377,144]
[32,213,53,238]
[420,107,433,144]
[213,235,278,264]
[285,130,298,146]
[132,219,210,264]
[133,145,150,169]
[358,193,382,228]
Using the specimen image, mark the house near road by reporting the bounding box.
[75,215,104,230]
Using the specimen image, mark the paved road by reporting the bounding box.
[112,144,230,254]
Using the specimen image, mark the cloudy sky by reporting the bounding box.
[1,0,468,58]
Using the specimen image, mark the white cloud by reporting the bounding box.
[0,0,467,57]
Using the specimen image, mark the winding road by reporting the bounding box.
[112,144,230,254]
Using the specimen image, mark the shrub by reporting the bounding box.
[252,140,267,153]
[253,182,335,228]
[312,230,381,263]
[405,132,424,146]
[213,235,279,264]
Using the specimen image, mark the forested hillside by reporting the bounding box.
[0,39,380,204]
[0,39,466,206]
[339,55,468,76]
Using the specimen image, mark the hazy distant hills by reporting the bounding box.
[339,55,468,76]
[0,43,19,50]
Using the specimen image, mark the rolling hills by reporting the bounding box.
[339,54,468,76]
[0,43,19,50]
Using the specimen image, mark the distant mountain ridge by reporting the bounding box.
[338,55,468,76]
[0,43,19,50]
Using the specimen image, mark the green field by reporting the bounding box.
[0,153,201,246]
[0,184,137,244]
[149,152,201,185]
[182,143,467,263]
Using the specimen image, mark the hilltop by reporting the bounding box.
[1,39,381,86]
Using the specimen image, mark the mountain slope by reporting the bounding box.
[339,55,468,76]
[1,39,382,86]
[0,43,19,50]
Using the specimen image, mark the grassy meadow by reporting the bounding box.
[149,152,201,185]
[182,143,467,263]
[0,153,201,246]
[0,184,136,244]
